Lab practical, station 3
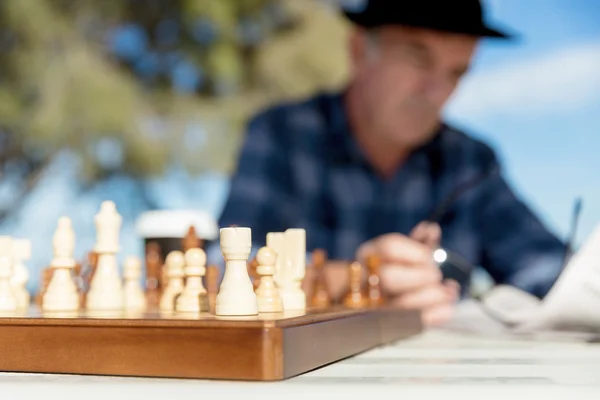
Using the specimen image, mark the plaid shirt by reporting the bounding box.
[217,91,566,298]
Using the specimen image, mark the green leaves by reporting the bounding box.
[0,0,348,181]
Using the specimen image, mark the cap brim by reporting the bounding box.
[479,26,512,39]
[344,12,514,40]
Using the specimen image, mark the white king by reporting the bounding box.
[278,228,307,311]
[266,232,285,287]
[86,201,124,311]
[94,200,121,254]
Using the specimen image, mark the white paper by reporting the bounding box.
[520,222,600,332]
[448,222,600,335]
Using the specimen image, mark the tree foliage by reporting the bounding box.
[0,0,349,186]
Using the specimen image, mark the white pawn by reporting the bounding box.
[159,251,185,312]
[0,236,17,312]
[123,256,146,312]
[11,239,31,310]
[255,246,283,313]
[43,217,79,312]
[87,201,124,311]
[176,248,209,313]
[216,227,258,316]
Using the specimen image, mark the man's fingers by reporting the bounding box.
[410,222,442,248]
[357,233,433,265]
[388,279,460,327]
[444,279,461,300]
[391,283,452,310]
[422,303,455,327]
[409,221,430,242]
[380,264,442,295]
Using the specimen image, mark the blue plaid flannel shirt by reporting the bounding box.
[216,91,566,298]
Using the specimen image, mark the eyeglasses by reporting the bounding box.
[426,166,580,291]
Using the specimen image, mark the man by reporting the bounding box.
[217,0,566,326]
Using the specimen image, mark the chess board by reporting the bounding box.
[0,306,421,381]
[0,202,417,381]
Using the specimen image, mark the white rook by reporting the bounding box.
[216,227,258,316]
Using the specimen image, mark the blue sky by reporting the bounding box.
[444,0,600,247]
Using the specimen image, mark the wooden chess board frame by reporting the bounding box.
[0,306,421,381]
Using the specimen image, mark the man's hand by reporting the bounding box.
[356,222,459,327]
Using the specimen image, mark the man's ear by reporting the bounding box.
[348,28,370,74]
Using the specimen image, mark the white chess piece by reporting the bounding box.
[176,248,209,313]
[43,217,80,312]
[159,251,185,312]
[0,236,17,312]
[10,239,31,309]
[86,201,124,311]
[255,246,283,313]
[278,229,307,311]
[123,256,146,312]
[216,227,258,316]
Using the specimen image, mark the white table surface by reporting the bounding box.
[2,328,600,400]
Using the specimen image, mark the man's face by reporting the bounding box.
[349,26,477,148]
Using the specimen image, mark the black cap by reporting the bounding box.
[341,0,512,39]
